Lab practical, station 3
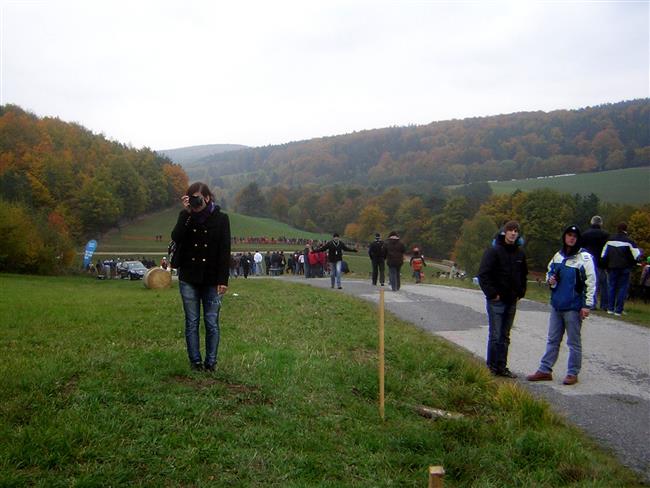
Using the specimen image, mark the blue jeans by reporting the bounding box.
[539,309,582,376]
[607,268,631,314]
[388,265,402,291]
[330,260,342,288]
[486,299,517,372]
[179,280,222,367]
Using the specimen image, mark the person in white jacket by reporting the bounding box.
[253,251,263,275]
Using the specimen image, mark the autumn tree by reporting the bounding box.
[429,196,470,258]
[572,193,600,229]
[395,196,432,249]
[454,214,498,277]
[269,191,290,221]
[234,182,267,217]
[356,204,388,242]
[628,208,650,258]
[517,189,576,269]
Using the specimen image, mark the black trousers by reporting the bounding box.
[371,260,385,286]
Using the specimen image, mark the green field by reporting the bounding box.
[0,274,641,486]
[489,167,650,204]
[96,207,331,254]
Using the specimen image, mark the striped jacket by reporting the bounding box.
[601,232,641,270]
[547,249,596,311]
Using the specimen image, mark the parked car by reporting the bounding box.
[117,261,147,280]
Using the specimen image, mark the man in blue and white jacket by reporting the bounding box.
[601,222,642,316]
[527,225,596,386]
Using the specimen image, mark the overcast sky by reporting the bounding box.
[1,0,648,150]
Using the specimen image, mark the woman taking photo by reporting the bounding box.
[171,182,231,372]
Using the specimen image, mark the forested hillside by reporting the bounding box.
[188,99,649,190]
[158,143,247,166]
[0,105,188,272]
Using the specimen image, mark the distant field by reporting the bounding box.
[95,207,331,253]
[489,167,650,204]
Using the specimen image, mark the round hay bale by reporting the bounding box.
[144,268,172,289]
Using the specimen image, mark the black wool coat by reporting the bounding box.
[171,207,231,286]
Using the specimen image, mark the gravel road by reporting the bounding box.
[285,276,650,481]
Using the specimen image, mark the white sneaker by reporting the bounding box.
[614,313,622,317]
[607,310,614,315]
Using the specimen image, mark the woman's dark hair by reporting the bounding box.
[186,182,214,201]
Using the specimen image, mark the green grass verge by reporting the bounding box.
[489,167,650,205]
[0,274,642,486]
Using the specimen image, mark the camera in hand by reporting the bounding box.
[188,195,204,209]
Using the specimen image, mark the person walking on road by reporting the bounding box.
[368,233,387,286]
[409,247,426,284]
[311,233,358,289]
[385,231,406,291]
[477,221,528,378]
[527,225,596,386]
[601,222,642,316]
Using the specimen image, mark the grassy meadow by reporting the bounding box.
[96,207,331,254]
[0,273,643,486]
[489,166,650,205]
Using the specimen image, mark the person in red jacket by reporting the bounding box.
[409,247,426,284]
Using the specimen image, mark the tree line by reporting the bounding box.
[189,99,649,193]
[233,181,650,274]
[0,105,188,273]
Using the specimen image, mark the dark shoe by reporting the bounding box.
[204,363,216,373]
[190,362,204,372]
[337,286,342,289]
[563,375,578,385]
[527,370,553,381]
[496,368,518,379]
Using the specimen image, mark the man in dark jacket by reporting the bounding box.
[312,233,358,289]
[601,222,641,316]
[478,221,528,378]
[385,231,406,291]
[580,215,609,311]
[368,233,387,286]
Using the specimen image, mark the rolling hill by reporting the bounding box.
[157,143,248,166]
[182,99,649,194]
[96,207,331,253]
[489,167,650,205]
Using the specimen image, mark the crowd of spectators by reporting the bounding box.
[230,236,320,246]
[227,241,352,280]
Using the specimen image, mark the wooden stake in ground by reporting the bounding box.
[428,466,445,488]
[378,286,385,421]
